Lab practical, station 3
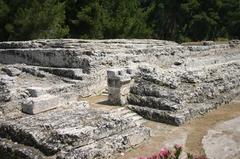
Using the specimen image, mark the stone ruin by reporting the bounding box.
[0,39,240,158]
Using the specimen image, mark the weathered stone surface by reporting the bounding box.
[202,116,240,159]
[107,68,134,105]
[0,138,46,159]
[27,87,49,97]
[0,102,150,159]
[0,76,12,102]
[0,65,77,114]
[22,94,60,114]
[38,67,85,80]
[1,39,238,101]
[2,66,22,76]
[128,61,240,125]
[0,39,240,158]
[1,39,240,119]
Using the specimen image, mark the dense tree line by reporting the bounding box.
[0,0,239,42]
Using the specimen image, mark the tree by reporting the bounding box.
[66,0,151,39]
[186,0,223,41]
[65,0,105,38]
[221,0,240,39]
[102,0,151,38]
[0,0,10,41]
[146,0,187,41]
[1,0,68,41]
[1,0,240,41]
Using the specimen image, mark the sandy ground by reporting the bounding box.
[82,95,240,159]
[202,116,240,159]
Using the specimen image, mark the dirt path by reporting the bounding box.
[81,95,240,159]
[184,99,240,156]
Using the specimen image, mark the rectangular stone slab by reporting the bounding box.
[22,95,59,114]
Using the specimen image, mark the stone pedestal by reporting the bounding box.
[107,68,134,105]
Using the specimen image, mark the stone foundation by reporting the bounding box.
[0,39,240,158]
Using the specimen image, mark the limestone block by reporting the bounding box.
[22,95,59,114]
[107,67,134,105]
[108,87,121,104]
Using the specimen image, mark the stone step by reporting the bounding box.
[110,107,132,116]
[109,107,147,126]
[185,50,240,68]
[122,112,138,118]
[128,85,240,126]
[128,93,182,111]
[0,138,48,159]
[128,102,218,126]
[128,99,231,126]
[131,115,145,123]
[26,82,77,96]
[130,84,182,101]
[57,126,150,159]
[39,67,88,80]
[21,66,47,77]
[22,94,60,114]
[185,59,240,73]
[122,111,146,124]
[128,105,180,125]
[61,78,83,84]
[0,103,150,158]
[0,49,91,69]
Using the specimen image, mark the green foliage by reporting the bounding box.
[102,0,151,38]
[0,0,10,41]
[145,0,233,42]
[66,0,151,39]
[66,0,105,38]
[0,0,68,41]
[0,0,9,22]
[221,0,240,39]
[0,0,240,41]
